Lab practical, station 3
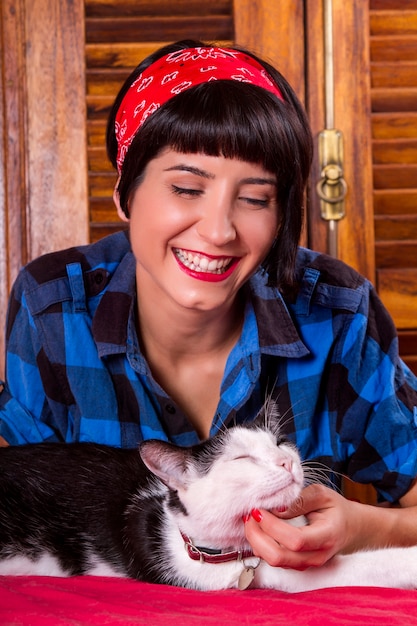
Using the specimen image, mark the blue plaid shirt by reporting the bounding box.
[1,230,417,502]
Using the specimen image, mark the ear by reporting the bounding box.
[251,397,281,434]
[113,179,130,223]
[139,440,192,491]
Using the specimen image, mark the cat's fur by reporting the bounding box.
[1,411,417,592]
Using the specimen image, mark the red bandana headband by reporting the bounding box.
[115,46,284,172]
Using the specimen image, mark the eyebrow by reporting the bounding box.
[164,165,215,179]
[164,165,277,186]
[242,177,277,186]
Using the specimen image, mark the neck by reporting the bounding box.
[137,290,244,363]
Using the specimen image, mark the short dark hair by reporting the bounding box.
[106,40,313,293]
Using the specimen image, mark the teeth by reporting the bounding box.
[174,249,232,274]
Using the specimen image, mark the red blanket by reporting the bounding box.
[1,577,417,625]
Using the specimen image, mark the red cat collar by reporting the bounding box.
[181,531,254,564]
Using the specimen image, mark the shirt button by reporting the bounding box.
[165,404,176,414]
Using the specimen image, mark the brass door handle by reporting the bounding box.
[316,164,347,210]
[316,130,347,221]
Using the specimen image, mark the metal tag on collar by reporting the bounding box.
[238,559,261,591]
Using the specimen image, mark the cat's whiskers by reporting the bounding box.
[301,461,344,494]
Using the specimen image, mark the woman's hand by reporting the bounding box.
[243,484,363,570]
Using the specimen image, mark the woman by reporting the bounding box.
[1,40,417,572]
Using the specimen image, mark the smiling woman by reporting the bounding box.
[1,39,417,579]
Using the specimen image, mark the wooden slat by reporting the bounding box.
[371,62,417,88]
[86,69,129,95]
[89,174,118,197]
[377,269,417,329]
[90,198,122,223]
[370,36,417,61]
[87,119,107,147]
[86,42,169,69]
[373,164,417,189]
[374,189,417,215]
[400,340,417,374]
[85,40,232,69]
[372,113,417,139]
[375,242,417,269]
[375,215,417,240]
[86,0,232,17]
[398,332,417,374]
[90,224,124,242]
[370,11,417,35]
[399,330,417,357]
[86,95,115,121]
[371,0,417,9]
[371,88,417,112]
[373,139,417,164]
[88,146,114,173]
[85,16,233,44]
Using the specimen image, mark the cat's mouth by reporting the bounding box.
[256,481,303,511]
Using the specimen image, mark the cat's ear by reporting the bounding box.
[139,440,192,491]
[251,398,281,436]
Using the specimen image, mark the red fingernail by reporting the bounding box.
[242,513,251,523]
[251,508,263,522]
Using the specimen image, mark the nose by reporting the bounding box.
[279,458,293,473]
[196,203,237,246]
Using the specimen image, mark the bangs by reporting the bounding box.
[152,81,285,173]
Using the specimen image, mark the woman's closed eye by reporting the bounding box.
[239,196,270,209]
[171,185,202,198]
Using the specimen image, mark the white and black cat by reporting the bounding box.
[1,410,417,592]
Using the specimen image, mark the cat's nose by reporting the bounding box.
[279,458,293,472]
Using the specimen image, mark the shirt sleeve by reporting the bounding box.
[335,283,417,502]
[0,270,62,444]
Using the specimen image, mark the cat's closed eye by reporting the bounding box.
[231,455,253,461]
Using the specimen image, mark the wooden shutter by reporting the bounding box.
[85,0,234,243]
[370,0,417,374]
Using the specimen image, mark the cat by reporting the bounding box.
[1,408,417,592]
